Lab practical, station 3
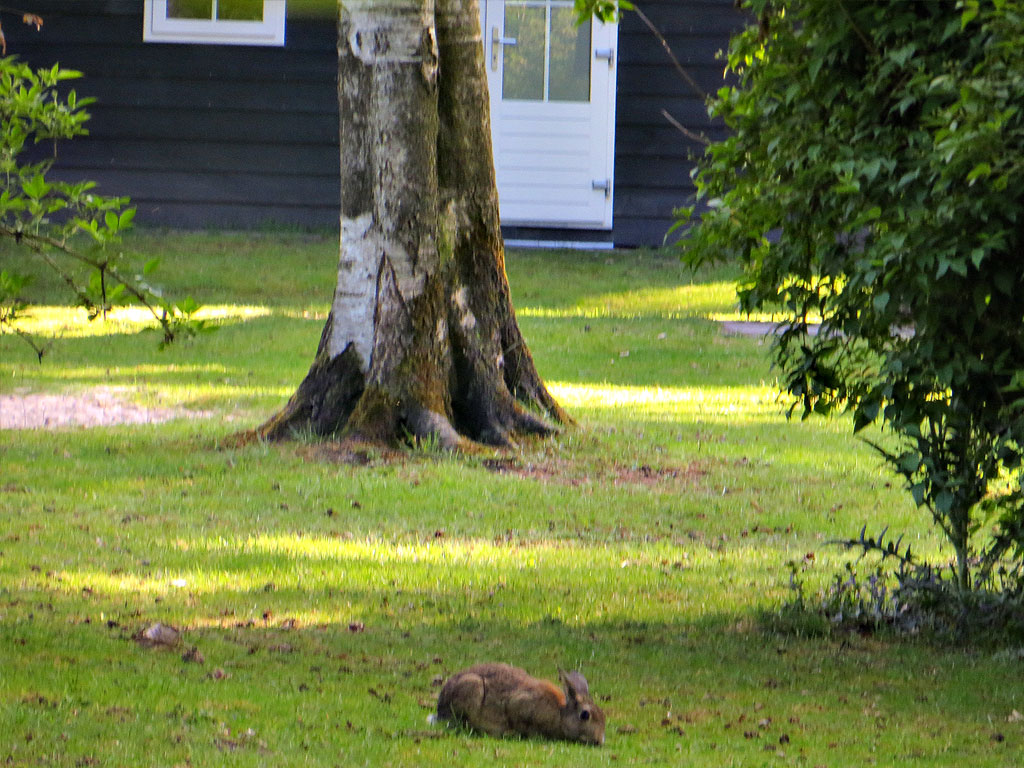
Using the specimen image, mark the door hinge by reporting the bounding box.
[592,179,611,198]
[594,47,615,67]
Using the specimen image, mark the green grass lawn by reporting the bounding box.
[1,232,1022,766]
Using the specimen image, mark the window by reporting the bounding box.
[502,1,591,102]
[144,0,286,46]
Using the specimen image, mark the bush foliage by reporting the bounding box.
[0,56,205,358]
[680,0,1024,594]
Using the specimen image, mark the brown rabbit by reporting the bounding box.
[434,663,606,746]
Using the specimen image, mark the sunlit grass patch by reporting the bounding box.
[519,282,819,325]
[46,532,799,634]
[550,382,780,421]
[519,281,740,320]
[12,304,274,338]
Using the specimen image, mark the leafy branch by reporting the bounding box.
[831,524,916,570]
[0,56,211,358]
[681,0,1024,599]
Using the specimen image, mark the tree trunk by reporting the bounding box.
[259,0,568,449]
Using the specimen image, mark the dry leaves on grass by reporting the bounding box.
[482,457,708,489]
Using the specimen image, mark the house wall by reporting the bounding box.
[13,0,341,230]
[11,1,744,246]
[613,0,744,246]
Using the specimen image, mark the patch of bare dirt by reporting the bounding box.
[0,387,212,430]
[295,439,396,466]
[720,320,822,337]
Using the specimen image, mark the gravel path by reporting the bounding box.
[0,387,211,430]
[720,320,822,337]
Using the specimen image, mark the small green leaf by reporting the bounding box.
[22,174,50,199]
[910,483,926,507]
[861,158,882,182]
[961,1,979,29]
[966,162,991,185]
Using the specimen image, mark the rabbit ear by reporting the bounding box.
[559,669,590,702]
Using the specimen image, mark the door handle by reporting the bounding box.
[491,26,517,70]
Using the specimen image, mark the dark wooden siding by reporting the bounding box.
[12,0,341,229]
[10,1,745,245]
[612,0,745,246]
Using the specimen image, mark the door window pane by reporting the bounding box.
[167,0,212,18]
[503,4,545,101]
[166,0,263,21]
[218,0,263,21]
[502,1,591,103]
[548,6,590,102]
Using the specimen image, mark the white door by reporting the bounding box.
[482,0,617,230]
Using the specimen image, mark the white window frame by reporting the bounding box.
[144,0,286,46]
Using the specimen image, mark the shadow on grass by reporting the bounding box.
[1,578,1011,767]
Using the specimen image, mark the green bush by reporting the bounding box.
[681,1,1024,597]
[0,56,205,358]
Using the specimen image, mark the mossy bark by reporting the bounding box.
[260,0,567,449]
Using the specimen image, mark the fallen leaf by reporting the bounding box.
[182,645,205,664]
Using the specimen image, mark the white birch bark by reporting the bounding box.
[331,0,439,371]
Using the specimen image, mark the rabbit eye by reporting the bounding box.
[580,709,591,721]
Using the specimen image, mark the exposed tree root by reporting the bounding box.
[257,0,568,451]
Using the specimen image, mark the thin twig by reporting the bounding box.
[661,108,710,146]
[837,0,878,56]
[4,225,176,338]
[634,6,708,101]
[0,4,39,18]
[6,325,52,361]
[27,241,94,307]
